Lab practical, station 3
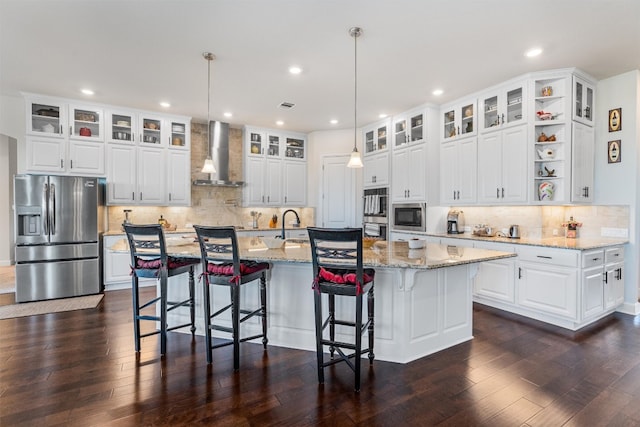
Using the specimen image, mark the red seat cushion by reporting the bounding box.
[207,261,269,276]
[136,257,198,270]
[318,267,375,285]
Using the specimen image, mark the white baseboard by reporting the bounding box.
[0,260,13,267]
[617,302,640,316]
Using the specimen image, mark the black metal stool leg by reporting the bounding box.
[160,271,168,355]
[203,278,213,364]
[132,274,141,352]
[328,293,335,358]
[314,290,325,384]
[189,267,196,335]
[355,294,363,392]
[232,284,241,371]
[260,274,268,349]
[368,285,375,364]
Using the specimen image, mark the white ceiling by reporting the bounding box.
[1,0,639,134]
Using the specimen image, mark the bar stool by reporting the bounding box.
[194,225,270,370]
[307,227,375,392]
[124,224,199,355]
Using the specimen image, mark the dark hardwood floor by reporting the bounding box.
[2,288,640,426]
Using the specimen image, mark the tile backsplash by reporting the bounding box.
[451,205,630,238]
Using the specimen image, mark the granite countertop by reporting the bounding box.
[429,232,628,250]
[104,226,307,237]
[109,237,515,270]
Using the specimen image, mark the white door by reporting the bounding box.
[283,161,306,206]
[321,155,356,228]
[68,140,105,176]
[137,147,166,205]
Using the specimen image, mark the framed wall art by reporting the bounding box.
[608,140,621,163]
[608,108,622,132]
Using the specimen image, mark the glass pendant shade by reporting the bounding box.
[201,156,215,173]
[347,147,363,168]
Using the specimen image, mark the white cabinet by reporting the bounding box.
[166,150,191,205]
[479,80,527,133]
[283,161,306,206]
[477,125,527,204]
[137,147,166,205]
[25,96,106,176]
[440,137,477,205]
[107,109,137,144]
[473,241,516,304]
[441,99,477,142]
[572,75,595,126]
[363,119,390,154]
[571,122,594,202]
[363,119,390,189]
[242,126,307,207]
[363,151,390,188]
[106,144,137,204]
[392,143,427,202]
[583,265,605,319]
[604,247,625,310]
[516,245,579,321]
[393,107,426,149]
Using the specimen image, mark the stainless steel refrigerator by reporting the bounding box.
[14,175,105,302]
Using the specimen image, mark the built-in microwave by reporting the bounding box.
[392,203,426,232]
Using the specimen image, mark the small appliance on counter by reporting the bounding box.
[508,224,521,239]
[447,209,465,234]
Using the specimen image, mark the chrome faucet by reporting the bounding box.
[281,209,300,239]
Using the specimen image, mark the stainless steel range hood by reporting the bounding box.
[193,121,244,187]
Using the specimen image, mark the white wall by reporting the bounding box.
[594,70,640,311]
[307,128,361,227]
[0,134,17,265]
[0,95,26,174]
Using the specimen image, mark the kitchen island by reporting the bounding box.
[110,237,515,363]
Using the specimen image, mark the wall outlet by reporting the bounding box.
[552,229,559,236]
[601,227,628,238]
[463,226,471,232]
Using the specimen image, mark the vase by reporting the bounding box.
[538,181,555,201]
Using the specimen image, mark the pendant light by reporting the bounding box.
[347,27,364,168]
[201,52,216,174]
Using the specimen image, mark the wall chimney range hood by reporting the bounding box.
[193,121,244,187]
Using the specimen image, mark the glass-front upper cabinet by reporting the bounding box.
[247,129,264,156]
[479,80,526,133]
[107,110,136,144]
[140,114,163,147]
[267,134,281,157]
[393,109,425,148]
[169,119,189,149]
[573,75,595,126]
[363,119,390,155]
[442,99,476,141]
[285,136,305,160]
[69,104,103,141]
[26,98,67,138]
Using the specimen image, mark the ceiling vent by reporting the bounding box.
[279,101,295,109]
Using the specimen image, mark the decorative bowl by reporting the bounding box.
[408,238,425,249]
[262,236,285,249]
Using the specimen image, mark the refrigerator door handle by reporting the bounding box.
[50,183,56,235]
[43,182,49,235]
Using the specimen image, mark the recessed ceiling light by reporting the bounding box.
[81,89,94,95]
[525,47,543,57]
[330,119,338,125]
[378,113,388,119]
[160,101,171,108]
[432,89,444,96]
[224,112,233,118]
[276,120,284,126]
[289,66,302,75]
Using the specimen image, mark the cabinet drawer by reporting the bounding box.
[516,247,578,267]
[582,249,604,268]
[605,247,624,263]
